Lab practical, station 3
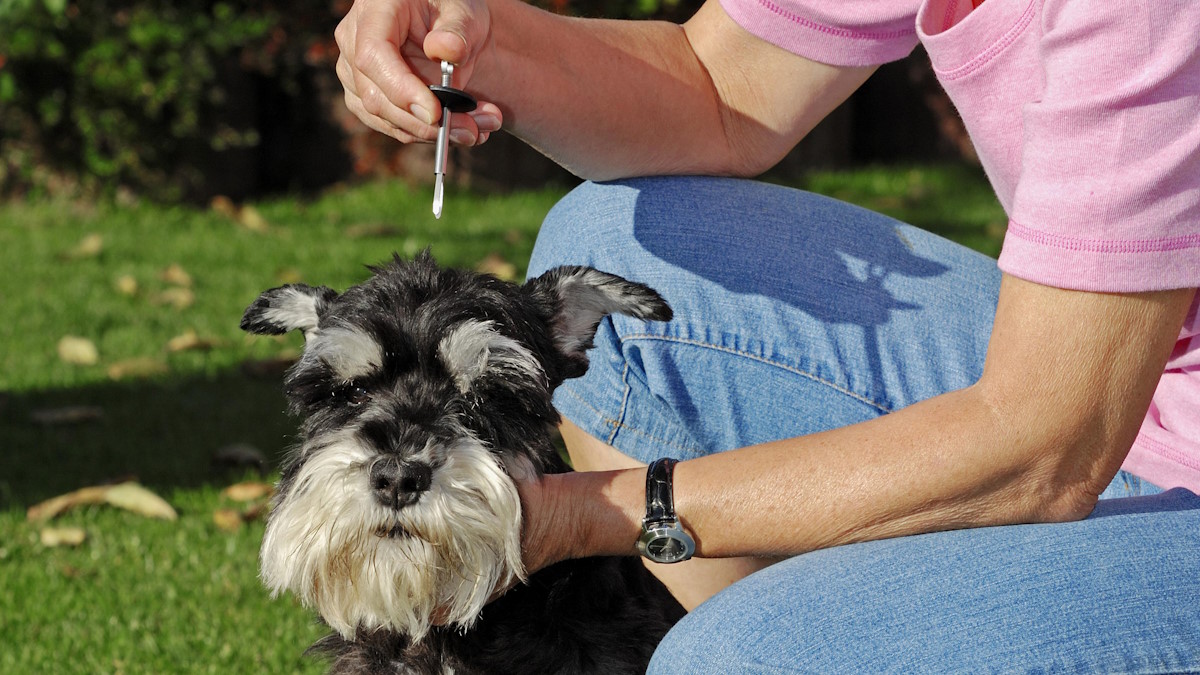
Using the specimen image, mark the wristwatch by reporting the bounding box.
[635,458,696,564]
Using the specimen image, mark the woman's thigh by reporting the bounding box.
[647,487,1200,673]
[528,176,1002,462]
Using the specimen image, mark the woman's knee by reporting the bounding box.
[529,180,642,277]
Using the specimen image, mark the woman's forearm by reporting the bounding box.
[474,0,870,180]
[557,385,1034,562]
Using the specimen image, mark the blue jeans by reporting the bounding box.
[528,177,1200,672]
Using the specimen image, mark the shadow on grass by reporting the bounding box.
[0,368,296,509]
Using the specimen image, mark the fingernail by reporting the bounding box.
[472,114,501,132]
[410,104,433,125]
[450,128,475,145]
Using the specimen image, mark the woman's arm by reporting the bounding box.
[521,277,1195,570]
[336,0,873,179]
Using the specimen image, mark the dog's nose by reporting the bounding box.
[369,458,432,509]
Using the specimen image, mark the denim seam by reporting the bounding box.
[611,363,634,446]
[557,376,696,453]
[620,333,893,414]
[608,418,700,454]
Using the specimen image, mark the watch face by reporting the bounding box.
[641,528,694,563]
[648,537,686,560]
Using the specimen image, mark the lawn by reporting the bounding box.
[0,165,1005,673]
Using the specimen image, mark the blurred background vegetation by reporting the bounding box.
[0,0,1004,672]
[0,0,975,202]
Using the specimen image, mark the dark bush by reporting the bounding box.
[0,0,345,200]
[0,0,702,201]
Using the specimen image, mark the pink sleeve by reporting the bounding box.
[717,0,920,67]
[999,0,1200,292]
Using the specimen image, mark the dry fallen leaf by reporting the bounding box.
[238,205,269,232]
[30,406,104,426]
[64,233,104,260]
[166,330,221,353]
[107,357,169,381]
[151,287,195,309]
[213,509,244,532]
[41,527,87,547]
[114,274,139,296]
[27,485,112,521]
[103,482,178,520]
[476,253,519,282]
[221,481,274,502]
[58,336,99,366]
[159,264,193,288]
[211,195,237,218]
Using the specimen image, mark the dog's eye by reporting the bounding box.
[335,383,370,407]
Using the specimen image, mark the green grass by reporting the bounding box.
[0,166,1005,673]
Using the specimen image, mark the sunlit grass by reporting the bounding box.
[0,166,1004,673]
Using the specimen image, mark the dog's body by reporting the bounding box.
[241,252,683,674]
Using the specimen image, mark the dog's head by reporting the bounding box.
[240,251,671,641]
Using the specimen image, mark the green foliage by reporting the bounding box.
[0,0,335,200]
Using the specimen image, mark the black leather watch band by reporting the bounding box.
[644,458,678,524]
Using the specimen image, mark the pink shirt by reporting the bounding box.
[720,0,1200,491]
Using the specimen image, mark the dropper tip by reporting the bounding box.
[432,177,444,219]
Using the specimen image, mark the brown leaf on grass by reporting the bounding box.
[27,485,112,521]
[114,274,139,296]
[158,264,193,288]
[211,195,238,218]
[58,336,99,365]
[107,357,169,380]
[166,330,222,353]
[41,527,87,547]
[28,481,177,522]
[102,483,178,520]
[476,253,519,282]
[213,508,244,532]
[221,481,273,502]
[30,406,104,426]
[63,233,104,260]
[151,287,195,309]
[238,205,270,232]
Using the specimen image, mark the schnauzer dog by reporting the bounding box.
[241,252,684,674]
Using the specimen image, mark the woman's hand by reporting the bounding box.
[334,0,504,146]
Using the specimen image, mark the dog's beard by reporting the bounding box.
[261,430,526,641]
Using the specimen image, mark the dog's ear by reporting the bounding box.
[524,266,672,376]
[240,284,339,338]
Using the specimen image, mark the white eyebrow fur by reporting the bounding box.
[306,326,384,381]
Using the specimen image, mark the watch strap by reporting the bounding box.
[644,458,678,525]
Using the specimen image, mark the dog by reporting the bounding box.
[240,251,685,674]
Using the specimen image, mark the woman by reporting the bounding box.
[335,0,1200,668]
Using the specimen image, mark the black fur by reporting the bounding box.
[242,251,683,674]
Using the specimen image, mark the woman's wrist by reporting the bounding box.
[542,468,645,565]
